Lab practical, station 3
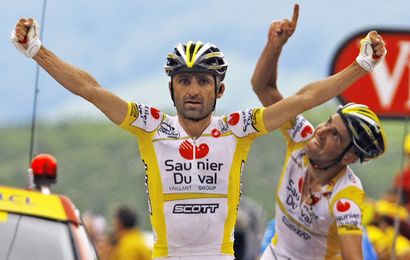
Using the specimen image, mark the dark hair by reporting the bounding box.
[116,206,138,229]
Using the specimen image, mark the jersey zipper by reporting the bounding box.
[192,137,197,175]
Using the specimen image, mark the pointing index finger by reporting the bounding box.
[291,3,299,27]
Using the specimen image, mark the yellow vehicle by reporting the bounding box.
[0,154,98,260]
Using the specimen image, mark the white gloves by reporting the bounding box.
[356,32,386,72]
[10,19,42,58]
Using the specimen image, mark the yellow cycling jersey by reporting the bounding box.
[119,102,267,258]
[270,115,365,260]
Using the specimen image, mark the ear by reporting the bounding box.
[217,83,225,98]
[341,151,358,165]
[168,81,172,94]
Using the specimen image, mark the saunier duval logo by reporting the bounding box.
[159,122,180,138]
[164,141,225,193]
[285,178,318,225]
[179,140,209,160]
[173,203,219,214]
[336,200,351,212]
[165,159,223,192]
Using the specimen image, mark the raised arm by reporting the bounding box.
[262,30,386,132]
[251,4,299,107]
[11,18,128,125]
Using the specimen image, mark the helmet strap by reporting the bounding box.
[309,142,353,171]
[212,75,218,112]
[170,79,176,106]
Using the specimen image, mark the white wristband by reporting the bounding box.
[355,32,386,72]
[10,19,42,58]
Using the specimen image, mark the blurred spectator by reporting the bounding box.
[83,211,109,241]
[234,197,266,260]
[110,205,151,260]
[363,196,410,259]
[82,211,113,259]
[394,133,410,212]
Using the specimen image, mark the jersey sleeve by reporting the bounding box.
[226,108,268,138]
[330,186,365,235]
[279,114,315,150]
[119,102,164,135]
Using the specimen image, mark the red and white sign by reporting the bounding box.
[331,29,410,118]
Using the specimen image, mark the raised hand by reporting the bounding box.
[356,30,387,71]
[267,3,299,47]
[10,18,42,58]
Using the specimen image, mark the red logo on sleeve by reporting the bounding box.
[211,128,221,138]
[228,113,240,126]
[301,125,313,138]
[179,140,209,160]
[336,200,351,212]
[150,107,160,119]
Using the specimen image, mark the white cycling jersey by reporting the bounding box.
[265,115,365,260]
[119,102,267,258]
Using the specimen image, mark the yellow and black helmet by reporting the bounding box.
[337,103,386,162]
[164,41,228,81]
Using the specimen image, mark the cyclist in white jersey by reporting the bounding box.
[252,5,387,260]
[11,11,385,259]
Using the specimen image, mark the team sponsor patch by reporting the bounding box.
[228,112,240,126]
[211,128,221,138]
[281,215,311,240]
[130,103,162,132]
[158,122,180,138]
[287,115,314,142]
[150,107,160,119]
[334,199,361,229]
[242,110,254,132]
[227,109,259,137]
[173,203,219,214]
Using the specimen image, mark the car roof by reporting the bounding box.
[0,185,80,223]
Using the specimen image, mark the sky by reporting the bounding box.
[1,0,409,126]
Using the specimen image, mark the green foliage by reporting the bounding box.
[0,107,405,231]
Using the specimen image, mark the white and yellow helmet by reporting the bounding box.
[164,41,228,81]
[337,103,386,162]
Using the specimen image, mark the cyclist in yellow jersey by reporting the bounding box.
[252,5,387,260]
[11,8,386,259]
